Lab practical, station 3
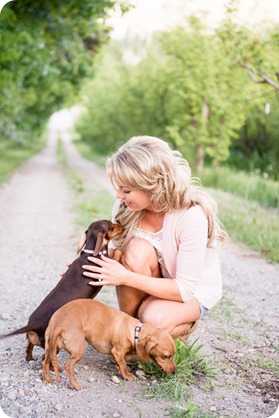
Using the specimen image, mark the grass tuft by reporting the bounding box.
[169,402,216,418]
[140,339,217,402]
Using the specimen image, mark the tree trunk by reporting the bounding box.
[195,99,209,172]
[196,145,205,172]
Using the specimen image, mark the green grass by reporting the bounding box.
[0,135,46,184]
[169,403,216,418]
[74,189,114,228]
[210,188,279,263]
[73,138,107,166]
[56,138,113,229]
[139,339,217,402]
[199,166,279,209]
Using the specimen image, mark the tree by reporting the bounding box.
[216,0,279,178]
[155,18,252,169]
[217,0,279,91]
[0,0,129,143]
[77,20,253,170]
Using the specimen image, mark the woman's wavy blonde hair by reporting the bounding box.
[107,136,227,249]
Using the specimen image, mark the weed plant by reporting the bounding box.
[140,339,217,402]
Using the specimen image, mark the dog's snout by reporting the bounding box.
[109,223,123,238]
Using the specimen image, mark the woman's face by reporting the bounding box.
[116,185,153,212]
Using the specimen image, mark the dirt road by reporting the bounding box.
[0,131,278,418]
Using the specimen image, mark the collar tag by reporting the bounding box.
[134,322,142,348]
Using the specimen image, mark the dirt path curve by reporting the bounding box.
[0,129,278,418]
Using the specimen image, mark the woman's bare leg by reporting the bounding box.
[138,296,200,338]
[117,238,160,317]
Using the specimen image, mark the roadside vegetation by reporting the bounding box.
[72,3,279,263]
[0,0,128,181]
[56,138,113,228]
[1,1,278,262]
[0,133,46,184]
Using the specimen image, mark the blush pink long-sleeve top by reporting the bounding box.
[162,205,222,309]
[111,202,222,310]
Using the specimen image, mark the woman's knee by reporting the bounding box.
[138,298,166,329]
[122,238,158,275]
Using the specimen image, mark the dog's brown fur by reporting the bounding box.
[42,299,176,390]
[0,220,122,361]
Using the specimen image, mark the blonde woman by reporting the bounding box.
[83,136,226,340]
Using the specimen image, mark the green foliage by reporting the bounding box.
[228,96,279,180]
[210,188,279,263]
[140,339,217,402]
[0,131,46,184]
[157,19,251,167]
[169,403,215,418]
[75,5,279,179]
[0,0,128,147]
[56,138,113,229]
[199,166,279,209]
[73,138,107,166]
[75,18,262,169]
[214,0,279,179]
[75,190,114,228]
[217,0,279,90]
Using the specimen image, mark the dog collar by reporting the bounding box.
[82,249,94,254]
[134,322,142,348]
[82,249,107,255]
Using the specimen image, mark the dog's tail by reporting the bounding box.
[0,325,29,339]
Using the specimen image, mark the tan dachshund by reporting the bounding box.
[42,299,176,390]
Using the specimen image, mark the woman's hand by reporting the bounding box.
[82,254,128,287]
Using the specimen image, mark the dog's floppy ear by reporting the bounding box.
[136,336,158,363]
[76,231,87,254]
[93,232,107,256]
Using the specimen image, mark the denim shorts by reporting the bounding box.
[199,302,208,319]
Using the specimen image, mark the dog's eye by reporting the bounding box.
[164,354,171,359]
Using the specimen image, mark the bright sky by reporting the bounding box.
[109,0,279,40]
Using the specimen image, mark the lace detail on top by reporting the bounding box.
[134,228,170,278]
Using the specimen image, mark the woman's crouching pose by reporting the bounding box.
[83,136,227,340]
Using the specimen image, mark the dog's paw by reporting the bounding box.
[113,249,122,262]
[71,381,84,390]
[124,373,137,381]
[43,376,53,384]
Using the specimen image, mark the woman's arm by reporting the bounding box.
[83,254,183,301]
[172,206,208,302]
